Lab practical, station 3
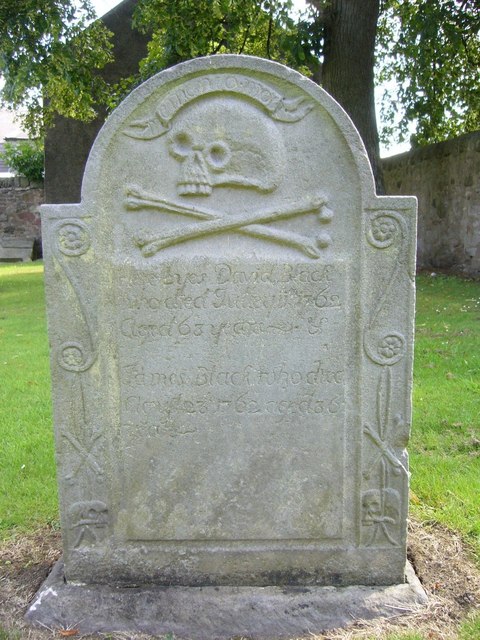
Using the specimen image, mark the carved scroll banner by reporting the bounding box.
[38,56,416,597]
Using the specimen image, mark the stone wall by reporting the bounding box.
[382,131,480,277]
[0,177,44,259]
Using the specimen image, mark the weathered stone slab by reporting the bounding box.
[38,55,417,593]
[26,560,427,639]
[0,236,34,261]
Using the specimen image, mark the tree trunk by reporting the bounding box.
[320,0,384,193]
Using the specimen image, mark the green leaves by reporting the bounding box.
[132,0,307,74]
[0,140,44,181]
[0,0,113,136]
[377,0,480,146]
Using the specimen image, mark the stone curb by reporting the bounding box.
[26,560,427,639]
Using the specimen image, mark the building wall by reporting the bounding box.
[0,177,44,239]
[382,131,480,277]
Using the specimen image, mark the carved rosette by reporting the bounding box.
[57,341,96,373]
[56,220,91,257]
[366,212,401,249]
[364,331,406,367]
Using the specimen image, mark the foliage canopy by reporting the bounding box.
[0,139,44,181]
[107,0,318,110]
[0,0,113,136]
[377,0,480,146]
[0,0,478,147]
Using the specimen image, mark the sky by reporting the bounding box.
[93,0,121,16]
[92,0,409,157]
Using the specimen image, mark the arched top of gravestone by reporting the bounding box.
[81,55,376,206]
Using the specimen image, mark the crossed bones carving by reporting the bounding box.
[125,185,333,258]
[62,430,104,479]
[363,419,408,478]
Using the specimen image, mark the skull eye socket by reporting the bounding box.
[169,131,194,159]
[205,141,231,170]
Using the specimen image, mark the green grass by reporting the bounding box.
[0,265,479,561]
[0,629,21,640]
[459,612,480,639]
[361,616,480,640]
[0,262,57,534]
[411,274,480,557]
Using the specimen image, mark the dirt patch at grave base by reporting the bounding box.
[0,518,478,640]
[323,519,480,640]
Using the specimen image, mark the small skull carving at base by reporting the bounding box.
[69,500,108,548]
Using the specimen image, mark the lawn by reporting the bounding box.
[0,263,57,532]
[0,263,479,640]
[411,274,480,557]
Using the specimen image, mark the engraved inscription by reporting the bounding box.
[119,314,339,345]
[123,74,314,141]
[118,264,342,345]
[123,392,343,437]
[116,260,347,542]
[122,361,344,389]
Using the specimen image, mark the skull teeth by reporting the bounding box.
[178,183,213,196]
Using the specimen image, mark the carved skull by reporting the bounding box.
[362,489,399,525]
[69,500,108,529]
[167,96,286,196]
[362,490,382,524]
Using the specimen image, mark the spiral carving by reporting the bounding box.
[364,331,406,367]
[56,220,91,257]
[367,213,401,249]
[57,341,96,372]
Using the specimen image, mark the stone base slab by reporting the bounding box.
[26,560,427,639]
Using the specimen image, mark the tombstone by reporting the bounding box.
[28,56,424,637]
